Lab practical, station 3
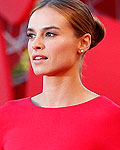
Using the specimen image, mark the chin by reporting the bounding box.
[32,66,72,76]
[33,69,50,76]
[32,69,43,76]
[32,65,47,76]
[33,70,55,77]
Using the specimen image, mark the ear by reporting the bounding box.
[77,33,91,54]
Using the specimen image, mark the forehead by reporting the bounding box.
[28,6,71,30]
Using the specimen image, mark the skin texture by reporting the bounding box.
[28,8,80,76]
[27,7,99,108]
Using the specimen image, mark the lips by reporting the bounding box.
[32,55,48,60]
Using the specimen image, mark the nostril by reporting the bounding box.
[32,45,43,50]
[37,46,42,49]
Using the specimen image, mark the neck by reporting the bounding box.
[39,69,88,107]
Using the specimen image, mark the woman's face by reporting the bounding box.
[27,6,80,76]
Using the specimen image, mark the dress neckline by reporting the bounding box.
[29,95,103,110]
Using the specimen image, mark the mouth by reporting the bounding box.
[32,55,48,64]
[33,56,48,60]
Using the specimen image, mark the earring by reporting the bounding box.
[81,50,84,53]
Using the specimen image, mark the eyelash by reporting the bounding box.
[26,33,36,39]
[45,32,57,37]
[26,32,57,39]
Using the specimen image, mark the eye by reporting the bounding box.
[26,33,36,39]
[45,32,57,37]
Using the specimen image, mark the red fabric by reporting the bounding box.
[82,15,120,105]
[0,96,120,149]
[0,23,14,106]
[0,0,36,25]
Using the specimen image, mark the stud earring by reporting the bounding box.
[81,50,84,53]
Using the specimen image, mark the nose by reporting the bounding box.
[32,44,43,50]
[32,36,45,51]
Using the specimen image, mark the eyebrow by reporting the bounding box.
[27,26,60,32]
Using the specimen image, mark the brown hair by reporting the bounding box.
[30,0,106,77]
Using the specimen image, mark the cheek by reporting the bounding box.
[47,38,75,55]
[47,40,77,66]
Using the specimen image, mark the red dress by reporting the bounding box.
[0,96,120,150]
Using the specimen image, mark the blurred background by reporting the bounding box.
[0,0,120,106]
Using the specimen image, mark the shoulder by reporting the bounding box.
[0,97,31,129]
[95,96,120,148]
[0,97,30,115]
[92,96,120,132]
[92,95,120,111]
[86,96,120,122]
[0,97,30,147]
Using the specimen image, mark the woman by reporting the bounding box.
[0,0,120,149]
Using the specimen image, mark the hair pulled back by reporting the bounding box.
[31,0,106,50]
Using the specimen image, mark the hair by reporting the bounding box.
[30,0,106,77]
